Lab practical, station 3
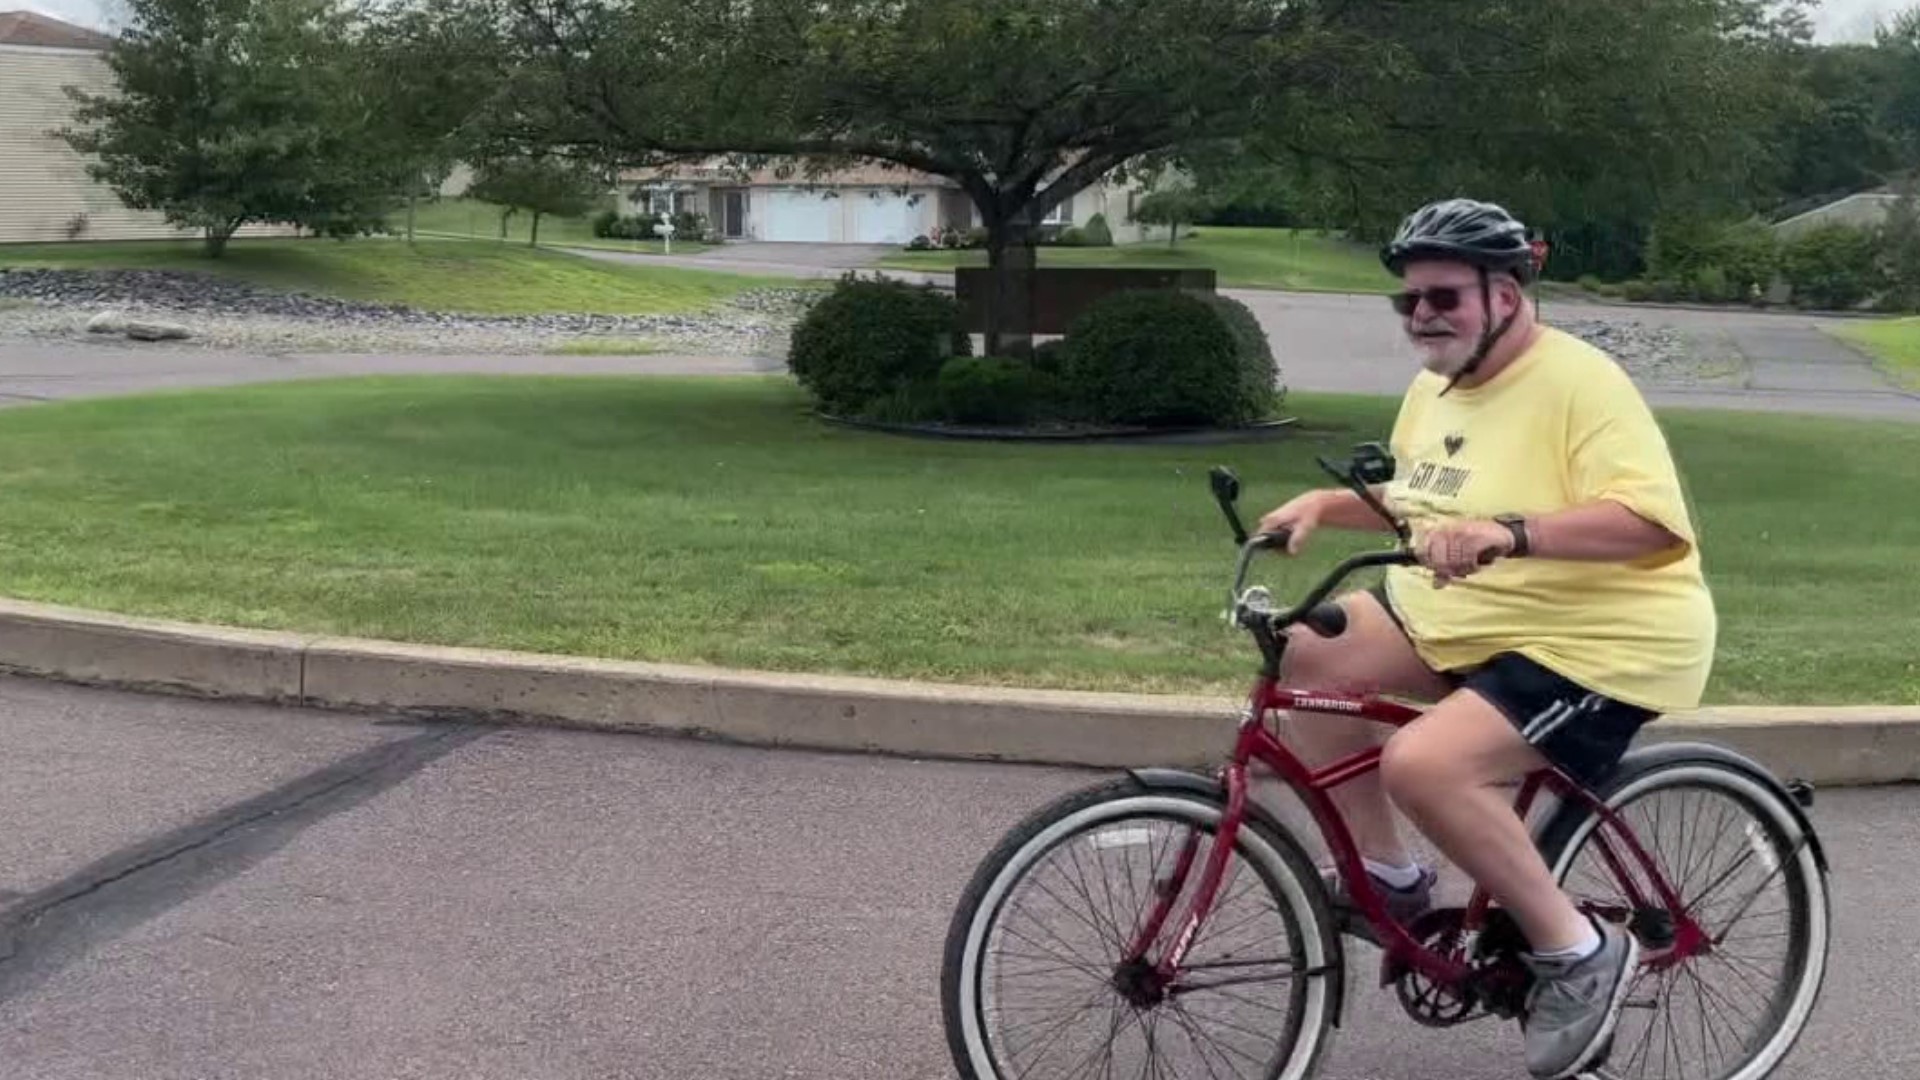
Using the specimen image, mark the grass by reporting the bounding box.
[1831,318,1920,390]
[876,227,1396,293]
[544,337,667,356]
[0,377,1912,706]
[0,238,777,315]
[408,197,713,256]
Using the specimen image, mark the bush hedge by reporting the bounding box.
[787,277,971,415]
[1060,290,1270,427]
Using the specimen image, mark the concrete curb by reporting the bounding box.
[1,597,1916,785]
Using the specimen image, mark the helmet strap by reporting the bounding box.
[1439,266,1519,397]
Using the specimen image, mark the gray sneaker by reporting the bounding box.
[1319,863,1437,943]
[1520,917,1642,1079]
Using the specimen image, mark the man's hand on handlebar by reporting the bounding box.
[1255,492,1328,556]
[1419,519,1515,587]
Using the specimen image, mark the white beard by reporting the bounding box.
[1409,330,1478,376]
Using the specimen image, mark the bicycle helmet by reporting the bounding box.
[1381,198,1536,393]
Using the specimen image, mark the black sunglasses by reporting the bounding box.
[1389,286,1466,317]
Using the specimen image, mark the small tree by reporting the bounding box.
[467,155,607,245]
[61,0,405,256]
[1134,187,1214,247]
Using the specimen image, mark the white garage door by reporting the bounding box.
[759,190,834,242]
[852,192,917,244]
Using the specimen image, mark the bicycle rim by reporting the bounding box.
[1550,766,1829,1080]
[951,789,1335,1080]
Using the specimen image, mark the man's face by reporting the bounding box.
[1396,262,1514,376]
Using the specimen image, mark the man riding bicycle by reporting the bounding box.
[1257,198,1717,1080]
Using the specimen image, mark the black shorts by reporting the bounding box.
[1367,584,1657,786]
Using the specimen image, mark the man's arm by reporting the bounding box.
[1523,500,1685,562]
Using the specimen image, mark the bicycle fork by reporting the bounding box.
[1121,762,1254,981]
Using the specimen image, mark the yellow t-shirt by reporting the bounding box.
[1381,325,1716,713]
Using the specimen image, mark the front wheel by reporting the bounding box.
[1535,749,1831,1080]
[941,775,1343,1080]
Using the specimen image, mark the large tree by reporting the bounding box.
[502,0,1339,353]
[1233,0,1816,278]
[62,0,410,255]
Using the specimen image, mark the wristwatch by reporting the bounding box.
[1493,513,1531,557]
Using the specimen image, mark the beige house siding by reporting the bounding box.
[0,43,293,244]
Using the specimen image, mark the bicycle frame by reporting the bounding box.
[1125,673,1708,994]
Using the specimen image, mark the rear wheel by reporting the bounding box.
[941,776,1343,1080]
[1536,757,1830,1080]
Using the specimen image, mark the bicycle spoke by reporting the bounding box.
[1008,989,1114,1079]
[996,920,1110,982]
[1163,1001,1249,1080]
[1062,834,1127,952]
[1173,980,1293,1017]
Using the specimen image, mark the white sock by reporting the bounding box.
[1362,856,1424,890]
[1531,922,1604,963]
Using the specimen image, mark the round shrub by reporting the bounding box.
[787,276,971,415]
[1060,290,1263,427]
[1200,293,1283,416]
[937,356,1038,425]
[1783,225,1884,310]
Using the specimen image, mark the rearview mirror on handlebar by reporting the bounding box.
[1208,466,1250,545]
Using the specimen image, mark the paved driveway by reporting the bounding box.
[1229,290,1920,420]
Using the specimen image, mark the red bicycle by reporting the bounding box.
[940,445,1830,1080]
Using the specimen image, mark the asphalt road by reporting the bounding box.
[2,675,1914,1079]
[5,288,1916,421]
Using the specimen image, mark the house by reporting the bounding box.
[1771,190,1902,239]
[0,10,294,244]
[617,159,1155,246]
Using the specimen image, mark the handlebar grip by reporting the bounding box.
[1301,602,1348,638]
[1254,529,1292,552]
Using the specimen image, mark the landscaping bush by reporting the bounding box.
[1783,225,1883,310]
[1646,218,1780,303]
[1620,280,1654,302]
[1055,226,1088,247]
[1689,265,1734,304]
[1082,213,1114,247]
[1201,293,1284,415]
[908,235,933,250]
[1713,220,1780,299]
[1060,290,1266,427]
[937,356,1039,425]
[590,209,621,238]
[787,276,971,416]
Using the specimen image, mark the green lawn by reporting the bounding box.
[0,378,1912,706]
[878,227,1396,293]
[1832,318,1920,390]
[0,238,772,315]
[408,197,713,256]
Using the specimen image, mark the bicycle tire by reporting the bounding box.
[940,774,1344,1080]
[1533,748,1831,1080]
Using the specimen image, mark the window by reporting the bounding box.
[1041,194,1074,225]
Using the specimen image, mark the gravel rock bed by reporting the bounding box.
[0,268,1747,385]
[0,268,812,356]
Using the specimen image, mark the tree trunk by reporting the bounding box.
[203,221,238,258]
[406,188,418,245]
[499,209,513,240]
[984,215,1037,357]
[530,211,542,247]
